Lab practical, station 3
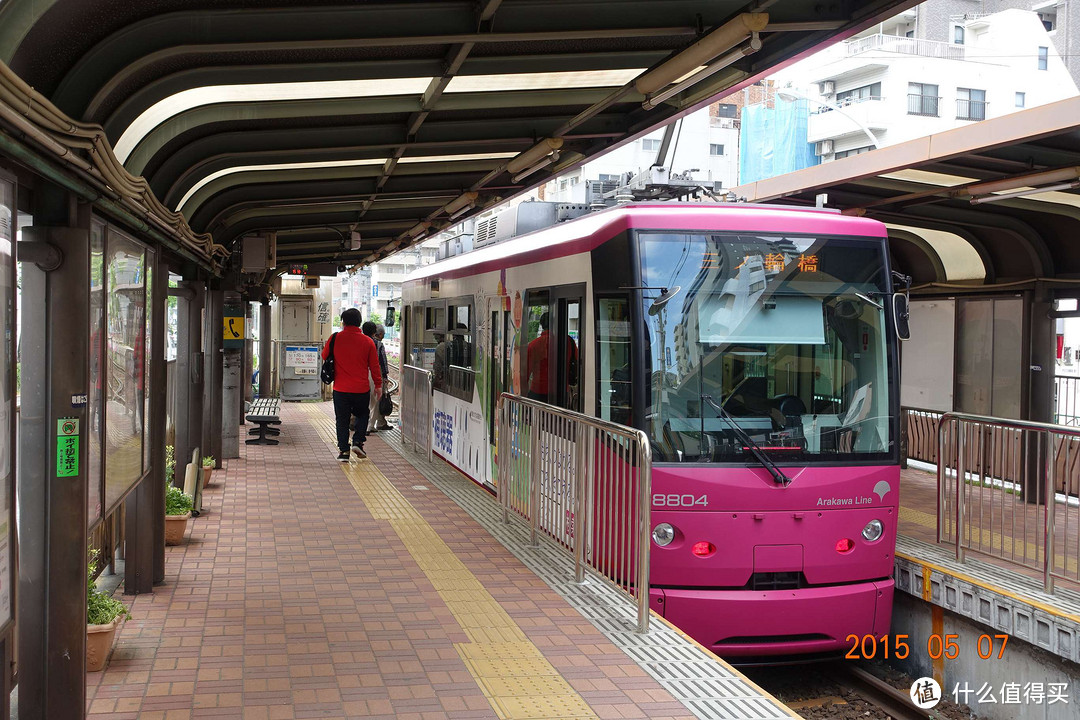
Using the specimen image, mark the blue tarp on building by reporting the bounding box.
[739,98,820,184]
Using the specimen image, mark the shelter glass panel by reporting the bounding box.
[991,298,1023,418]
[143,250,154,470]
[88,219,106,527]
[104,229,146,514]
[956,299,993,415]
[0,175,13,626]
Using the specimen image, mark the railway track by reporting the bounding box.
[836,665,941,720]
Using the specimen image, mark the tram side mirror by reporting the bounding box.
[385,306,396,327]
[892,293,910,341]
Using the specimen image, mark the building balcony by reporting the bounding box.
[846,33,965,61]
[956,99,987,121]
[907,94,941,117]
[806,97,888,143]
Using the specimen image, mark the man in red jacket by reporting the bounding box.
[322,308,382,460]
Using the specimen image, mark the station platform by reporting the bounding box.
[86,401,799,720]
[897,467,1080,665]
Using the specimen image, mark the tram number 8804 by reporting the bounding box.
[652,494,709,508]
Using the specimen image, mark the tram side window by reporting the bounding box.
[521,290,550,401]
[597,298,632,425]
[442,301,474,401]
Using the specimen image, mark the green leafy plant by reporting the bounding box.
[202,455,215,467]
[87,551,129,626]
[165,445,175,486]
[165,485,194,516]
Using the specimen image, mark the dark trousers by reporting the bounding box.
[333,390,371,452]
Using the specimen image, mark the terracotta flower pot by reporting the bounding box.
[202,466,213,487]
[164,512,191,545]
[86,616,121,672]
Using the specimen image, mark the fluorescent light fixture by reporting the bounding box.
[642,35,761,110]
[399,152,517,164]
[511,153,559,184]
[964,166,1080,196]
[446,68,643,93]
[406,222,430,238]
[506,138,563,174]
[444,191,479,217]
[635,13,769,96]
[970,181,1080,204]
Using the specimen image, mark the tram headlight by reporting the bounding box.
[652,523,675,547]
[862,519,884,542]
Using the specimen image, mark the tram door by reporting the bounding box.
[522,285,585,412]
[487,297,511,446]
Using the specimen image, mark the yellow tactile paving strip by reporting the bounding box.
[306,407,600,719]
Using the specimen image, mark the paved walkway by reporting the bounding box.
[86,402,789,720]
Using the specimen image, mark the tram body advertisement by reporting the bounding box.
[402,203,903,659]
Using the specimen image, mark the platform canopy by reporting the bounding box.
[0,0,917,270]
[730,96,1080,292]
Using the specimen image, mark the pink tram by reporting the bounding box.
[400,202,902,660]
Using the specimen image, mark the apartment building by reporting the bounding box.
[793,8,1076,161]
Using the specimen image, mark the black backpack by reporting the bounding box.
[320,333,337,385]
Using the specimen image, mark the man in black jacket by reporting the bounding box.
[365,323,392,431]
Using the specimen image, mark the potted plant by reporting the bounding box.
[201,455,215,487]
[87,551,129,672]
[165,485,194,545]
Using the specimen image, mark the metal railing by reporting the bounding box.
[1054,375,1080,427]
[902,406,945,465]
[847,33,966,61]
[400,365,433,462]
[938,412,1080,592]
[955,98,987,121]
[497,393,652,632]
[907,94,941,117]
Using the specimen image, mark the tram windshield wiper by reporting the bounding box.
[701,394,790,486]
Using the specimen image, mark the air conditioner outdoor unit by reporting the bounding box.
[819,81,836,95]
[241,233,276,273]
[814,140,834,157]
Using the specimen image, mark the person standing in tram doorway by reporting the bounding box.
[322,308,382,461]
[526,312,577,405]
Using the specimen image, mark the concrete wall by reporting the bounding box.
[890,593,1080,719]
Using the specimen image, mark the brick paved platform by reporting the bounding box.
[86,402,797,720]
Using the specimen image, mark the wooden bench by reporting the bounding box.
[246,397,282,445]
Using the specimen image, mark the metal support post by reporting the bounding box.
[258,299,272,397]
[956,422,966,563]
[243,302,255,411]
[17,219,91,720]
[222,349,241,459]
[1045,428,1057,593]
[529,411,541,547]
[126,248,165,594]
[574,424,588,584]
[204,289,224,466]
[174,281,205,486]
[151,253,167,584]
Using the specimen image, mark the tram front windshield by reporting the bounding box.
[638,231,894,464]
